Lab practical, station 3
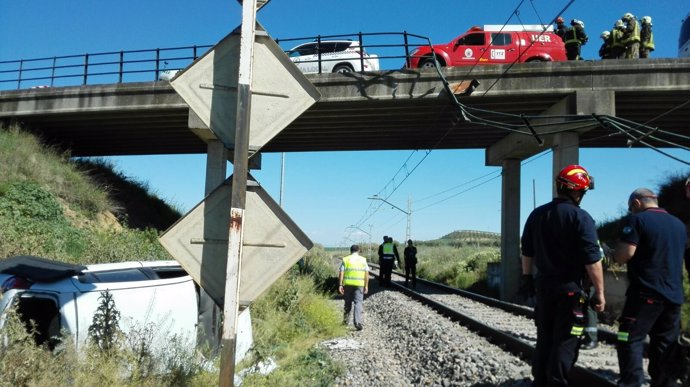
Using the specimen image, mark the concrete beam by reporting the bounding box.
[485,90,616,166]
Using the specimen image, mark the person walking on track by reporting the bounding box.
[338,244,369,331]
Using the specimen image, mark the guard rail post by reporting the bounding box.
[82,54,89,85]
[358,32,364,72]
[118,51,124,84]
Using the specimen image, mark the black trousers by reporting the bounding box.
[617,292,681,387]
[533,289,585,387]
[405,264,416,288]
[380,259,394,287]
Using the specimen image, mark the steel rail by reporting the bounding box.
[368,264,617,386]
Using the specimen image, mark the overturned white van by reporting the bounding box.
[0,256,246,356]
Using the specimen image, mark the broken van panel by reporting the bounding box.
[0,256,198,352]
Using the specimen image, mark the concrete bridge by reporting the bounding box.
[1,58,689,299]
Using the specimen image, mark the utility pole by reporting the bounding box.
[368,195,412,243]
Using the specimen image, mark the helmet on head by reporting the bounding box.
[556,16,564,24]
[685,177,690,199]
[571,19,584,28]
[622,13,634,20]
[601,31,610,39]
[615,20,624,28]
[641,16,652,25]
[556,165,594,191]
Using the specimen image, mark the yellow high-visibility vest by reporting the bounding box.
[382,242,394,257]
[642,31,655,50]
[342,253,367,287]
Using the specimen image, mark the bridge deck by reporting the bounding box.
[0,58,688,157]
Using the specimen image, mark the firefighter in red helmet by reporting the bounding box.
[555,16,567,42]
[519,164,605,386]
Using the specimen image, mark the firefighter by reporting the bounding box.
[622,13,641,59]
[554,16,567,42]
[640,16,655,59]
[564,19,588,60]
[613,188,687,387]
[610,20,627,59]
[520,165,605,387]
[599,31,612,60]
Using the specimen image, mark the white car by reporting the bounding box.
[287,40,380,74]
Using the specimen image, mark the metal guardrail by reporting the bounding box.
[0,32,433,91]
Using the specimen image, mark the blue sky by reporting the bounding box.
[1,1,689,247]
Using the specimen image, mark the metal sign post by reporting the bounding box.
[219,0,256,385]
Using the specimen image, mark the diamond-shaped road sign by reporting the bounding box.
[170,23,320,152]
[160,175,313,305]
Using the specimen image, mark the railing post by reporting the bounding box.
[50,57,57,87]
[17,59,23,89]
[193,45,198,60]
[403,31,411,68]
[358,32,364,73]
[155,48,161,81]
[119,51,124,83]
[317,35,322,74]
[83,54,89,85]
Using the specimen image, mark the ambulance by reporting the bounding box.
[406,25,567,69]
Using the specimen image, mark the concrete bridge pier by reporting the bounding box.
[491,90,616,301]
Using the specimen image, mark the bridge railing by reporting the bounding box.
[0,32,433,90]
[0,45,213,90]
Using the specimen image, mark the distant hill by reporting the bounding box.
[423,230,501,247]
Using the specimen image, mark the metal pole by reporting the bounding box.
[279,152,285,207]
[406,196,412,242]
[219,1,257,386]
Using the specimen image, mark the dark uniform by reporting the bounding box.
[616,207,686,387]
[403,240,418,289]
[521,198,601,386]
[640,20,654,59]
[555,22,567,42]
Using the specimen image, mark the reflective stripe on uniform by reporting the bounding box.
[570,325,584,336]
[382,242,394,259]
[617,331,630,342]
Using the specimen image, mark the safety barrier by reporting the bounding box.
[0,32,432,90]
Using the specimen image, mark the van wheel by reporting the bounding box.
[526,58,546,63]
[333,64,354,73]
[419,58,441,69]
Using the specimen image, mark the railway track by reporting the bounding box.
[367,264,626,386]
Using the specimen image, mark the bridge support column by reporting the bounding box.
[551,132,580,197]
[500,159,521,301]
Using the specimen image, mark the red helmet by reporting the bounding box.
[556,165,594,191]
[556,16,564,24]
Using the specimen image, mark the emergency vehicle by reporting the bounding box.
[406,25,567,69]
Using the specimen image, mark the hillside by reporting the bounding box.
[0,123,178,263]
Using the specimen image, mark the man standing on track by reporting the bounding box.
[404,239,418,289]
[520,164,605,387]
[378,236,400,287]
[338,244,369,331]
[614,188,686,387]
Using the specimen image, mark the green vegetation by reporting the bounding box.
[0,122,346,386]
[239,245,346,387]
[0,124,172,263]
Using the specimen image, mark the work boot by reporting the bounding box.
[355,324,363,331]
[581,339,598,350]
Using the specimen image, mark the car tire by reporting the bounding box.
[419,58,439,69]
[526,58,547,63]
[333,64,354,73]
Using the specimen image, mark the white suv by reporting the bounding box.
[287,40,380,74]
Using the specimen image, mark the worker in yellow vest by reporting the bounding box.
[610,20,627,59]
[338,244,370,331]
[622,13,641,59]
[640,16,655,59]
